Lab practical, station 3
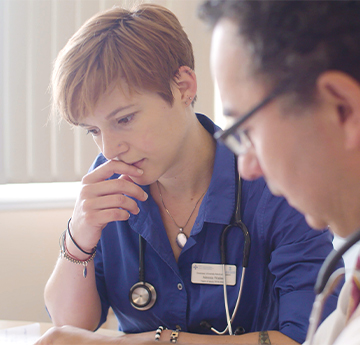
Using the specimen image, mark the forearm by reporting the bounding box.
[112,330,300,344]
[152,330,300,344]
[35,327,300,345]
[44,254,102,330]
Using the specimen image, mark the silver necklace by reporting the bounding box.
[156,181,206,249]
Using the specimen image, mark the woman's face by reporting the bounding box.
[211,18,350,234]
[78,82,192,186]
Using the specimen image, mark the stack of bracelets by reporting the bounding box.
[155,326,180,343]
[59,218,97,278]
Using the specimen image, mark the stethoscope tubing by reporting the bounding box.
[211,267,246,335]
[208,175,251,335]
[222,264,233,335]
[315,229,360,294]
[306,268,345,345]
[306,228,360,345]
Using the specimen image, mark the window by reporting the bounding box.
[0,0,102,184]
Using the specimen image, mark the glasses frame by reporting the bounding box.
[214,84,288,155]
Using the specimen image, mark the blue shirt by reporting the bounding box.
[92,114,342,344]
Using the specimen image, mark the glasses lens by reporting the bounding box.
[224,131,251,156]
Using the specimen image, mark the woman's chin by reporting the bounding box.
[304,214,329,231]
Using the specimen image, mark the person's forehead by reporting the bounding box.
[211,19,247,79]
[211,18,267,118]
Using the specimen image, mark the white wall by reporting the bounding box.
[0,208,71,322]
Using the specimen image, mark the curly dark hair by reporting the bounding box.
[199,0,360,105]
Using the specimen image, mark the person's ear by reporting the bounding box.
[317,71,360,149]
[174,66,197,106]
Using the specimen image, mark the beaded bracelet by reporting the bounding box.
[59,230,96,278]
[154,326,180,343]
[155,326,164,341]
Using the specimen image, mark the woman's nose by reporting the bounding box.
[100,131,128,161]
[237,149,264,181]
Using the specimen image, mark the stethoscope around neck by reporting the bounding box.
[305,228,360,345]
[129,235,157,311]
[129,175,251,336]
[200,176,251,335]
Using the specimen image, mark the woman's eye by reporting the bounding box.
[86,128,99,136]
[117,113,134,125]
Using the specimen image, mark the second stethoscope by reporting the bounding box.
[129,175,251,336]
[305,228,360,345]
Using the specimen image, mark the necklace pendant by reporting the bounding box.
[176,228,188,249]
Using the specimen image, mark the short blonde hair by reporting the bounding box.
[51,3,195,124]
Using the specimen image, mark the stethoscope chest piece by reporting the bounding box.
[129,281,157,311]
[129,234,157,311]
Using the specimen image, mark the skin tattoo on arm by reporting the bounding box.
[259,331,271,344]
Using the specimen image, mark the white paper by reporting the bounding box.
[0,323,41,345]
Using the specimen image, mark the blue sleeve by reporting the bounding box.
[262,186,343,343]
[88,153,108,173]
[94,240,111,330]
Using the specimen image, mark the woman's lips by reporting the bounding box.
[131,158,145,169]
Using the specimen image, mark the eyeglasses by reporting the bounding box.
[214,84,287,156]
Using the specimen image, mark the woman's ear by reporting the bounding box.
[317,71,360,149]
[174,66,197,106]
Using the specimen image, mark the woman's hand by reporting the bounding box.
[33,326,118,345]
[33,326,158,345]
[69,159,148,254]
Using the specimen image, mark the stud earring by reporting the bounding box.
[185,96,192,105]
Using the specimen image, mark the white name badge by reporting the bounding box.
[191,263,237,286]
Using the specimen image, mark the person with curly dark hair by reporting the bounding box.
[199,1,360,345]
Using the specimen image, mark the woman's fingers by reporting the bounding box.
[68,160,149,250]
[83,160,144,184]
[82,193,141,216]
[81,177,148,203]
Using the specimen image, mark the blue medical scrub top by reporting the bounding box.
[92,114,342,344]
